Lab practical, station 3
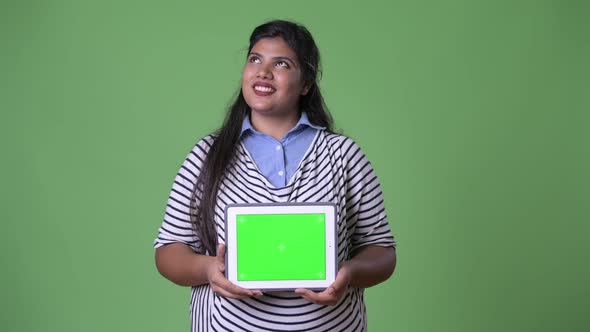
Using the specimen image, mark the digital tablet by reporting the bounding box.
[224,203,337,291]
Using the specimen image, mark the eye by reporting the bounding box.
[249,56,261,64]
[275,61,290,69]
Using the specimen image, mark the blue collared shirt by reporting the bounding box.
[240,113,325,188]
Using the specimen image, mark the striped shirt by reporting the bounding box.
[154,130,396,331]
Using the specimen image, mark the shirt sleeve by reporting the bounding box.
[342,138,396,254]
[153,137,212,252]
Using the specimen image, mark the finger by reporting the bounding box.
[295,288,318,303]
[329,278,346,294]
[211,284,252,299]
[331,266,351,293]
[295,288,331,304]
[217,244,226,272]
[211,285,251,299]
[297,287,341,306]
[217,244,225,262]
[211,279,252,299]
[212,275,255,297]
[295,288,315,298]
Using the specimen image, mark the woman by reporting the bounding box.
[154,19,396,331]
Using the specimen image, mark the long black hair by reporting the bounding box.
[190,20,333,255]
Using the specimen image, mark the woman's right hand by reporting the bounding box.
[207,244,263,299]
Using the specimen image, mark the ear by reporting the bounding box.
[301,83,311,96]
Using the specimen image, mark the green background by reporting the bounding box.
[237,213,325,281]
[1,0,588,331]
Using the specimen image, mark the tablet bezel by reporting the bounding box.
[224,202,337,291]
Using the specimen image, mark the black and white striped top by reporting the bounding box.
[154,130,396,331]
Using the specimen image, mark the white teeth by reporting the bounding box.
[254,85,275,92]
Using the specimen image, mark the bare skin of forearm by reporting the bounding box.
[156,243,396,299]
[155,243,214,287]
[346,245,396,288]
[156,243,261,298]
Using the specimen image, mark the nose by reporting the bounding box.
[256,64,273,79]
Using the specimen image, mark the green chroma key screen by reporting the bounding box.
[236,213,326,281]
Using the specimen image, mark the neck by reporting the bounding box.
[250,111,300,141]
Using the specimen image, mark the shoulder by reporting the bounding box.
[182,134,218,167]
[320,131,366,158]
[195,134,216,148]
[318,131,377,177]
[191,134,218,154]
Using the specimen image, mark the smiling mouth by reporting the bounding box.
[254,85,275,93]
[253,85,276,96]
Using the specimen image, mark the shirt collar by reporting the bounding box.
[240,112,325,137]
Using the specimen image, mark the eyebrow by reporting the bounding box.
[248,52,298,67]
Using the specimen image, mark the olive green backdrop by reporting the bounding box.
[1,0,588,331]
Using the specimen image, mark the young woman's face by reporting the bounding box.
[242,37,308,117]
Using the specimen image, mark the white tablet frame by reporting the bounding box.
[224,202,337,291]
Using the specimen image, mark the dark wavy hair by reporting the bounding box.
[190,20,333,255]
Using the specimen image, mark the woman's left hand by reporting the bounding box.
[295,263,352,306]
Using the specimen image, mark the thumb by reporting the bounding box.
[331,267,350,292]
[217,243,225,255]
[217,244,226,263]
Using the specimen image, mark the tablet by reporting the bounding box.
[224,203,337,291]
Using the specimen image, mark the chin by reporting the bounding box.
[250,107,276,115]
[246,100,273,112]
